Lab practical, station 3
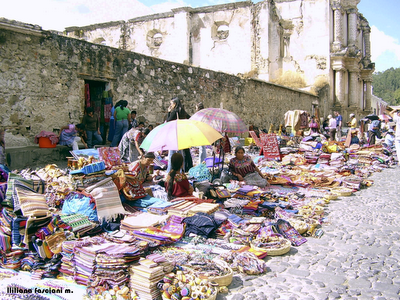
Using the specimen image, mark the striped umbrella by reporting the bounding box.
[189,108,248,133]
[140,120,223,152]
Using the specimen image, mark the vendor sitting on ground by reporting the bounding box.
[384,129,395,148]
[59,124,87,150]
[165,152,194,200]
[229,146,268,187]
[350,130,360,145]
[127,152,155,184]
[119,128,150,163]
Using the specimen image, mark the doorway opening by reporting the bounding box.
[84,80,113,144]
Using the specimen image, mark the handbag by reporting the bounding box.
[122,174,147,200]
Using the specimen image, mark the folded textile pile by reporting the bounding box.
[120,213,169,231]
[129,263,165,300]
[93,243,141,288]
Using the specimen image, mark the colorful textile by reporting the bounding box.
[127,161,150,184]
[98,147,121,169]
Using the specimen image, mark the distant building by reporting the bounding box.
[64,0,374,122]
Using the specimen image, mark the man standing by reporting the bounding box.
[334,111,343,141]
[368,118,381,145]
[327,115,337,141]
[347,113,357,129]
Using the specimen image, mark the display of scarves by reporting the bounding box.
[85,177,128,223]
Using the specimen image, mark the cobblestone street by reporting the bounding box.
[221,166,400,300]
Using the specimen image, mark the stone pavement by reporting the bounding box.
[219,166,400,300]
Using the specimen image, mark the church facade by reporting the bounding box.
[64,0,374,122]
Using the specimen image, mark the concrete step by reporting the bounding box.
[6,145,72,170]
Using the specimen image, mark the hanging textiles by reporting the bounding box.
[85,84,91,108]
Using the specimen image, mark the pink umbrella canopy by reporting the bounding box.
[189,108,248,134]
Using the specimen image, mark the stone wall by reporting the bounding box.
[0,20,319,147]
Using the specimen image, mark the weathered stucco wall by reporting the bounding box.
[0,20,318,147]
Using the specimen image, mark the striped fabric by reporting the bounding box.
[85,177,128,223]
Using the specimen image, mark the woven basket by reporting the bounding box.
[330,187,353,196]
[162,290,218,300]
[251,238,291,256]
[324,193,338,200]
[207,267,233,287]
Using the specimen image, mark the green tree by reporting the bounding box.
[372,67,400,105]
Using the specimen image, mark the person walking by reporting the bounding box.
[368,118,381,145]
[111,100,131,147]
[196,102,207,165]
[165,97,192,173]
[334,111,342,140]
[107,100,121,143]
[390,109,400,165]
[82,107,103,148]
[326,114,337,141]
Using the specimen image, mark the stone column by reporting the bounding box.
[332,2,343,51]
[349,71,358,107]
[335,69,345,106]
[347,8,357,46]
[363,26,371,59]
[365,80,372,111]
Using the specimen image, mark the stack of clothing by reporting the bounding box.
[129,263,165,300]
[73,237,107,285]
[329,153,345,168]
[120,213,169,231]
[166,200,198,217]
[188,203,220,215]
[59,240,76,277]
[92,243,141,288]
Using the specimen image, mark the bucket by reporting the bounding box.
[39,137,57,148]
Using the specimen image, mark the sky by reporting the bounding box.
[1,0,399,73]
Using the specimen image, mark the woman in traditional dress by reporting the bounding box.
[119,128,150,163]
[128,152,155,184]
[165,152,193,200]
[229,146,268,187]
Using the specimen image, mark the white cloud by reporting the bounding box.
[2,0,153,31]
[370,25,400,62]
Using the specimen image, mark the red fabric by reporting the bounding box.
[165,174,191,198]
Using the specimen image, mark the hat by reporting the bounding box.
[388,129,395,133]
[327,115,332,119]
[350,113,355,117]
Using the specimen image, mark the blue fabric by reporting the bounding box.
[62,192,98,222]
[120,195,165,208]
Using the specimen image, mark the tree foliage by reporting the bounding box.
[372,67,400,105]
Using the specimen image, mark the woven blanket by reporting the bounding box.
[85,177,128,223]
